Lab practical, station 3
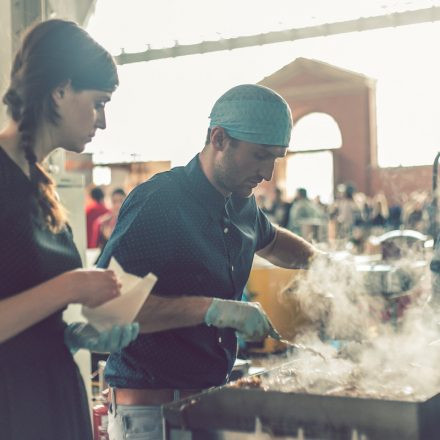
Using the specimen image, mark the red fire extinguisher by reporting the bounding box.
[92,399,109,440]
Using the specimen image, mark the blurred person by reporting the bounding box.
[369,193,389,233]
[97,84,323,440]
[86,185,110,248]
[346,225,366,254]
[264,187,291,227]
[387,204,403,231]
[313,195,328,213]
[312,195,329,242]
[403,191,429,233]
[287,187,325,241]
[333,183,362,240]
[92,187,126,250]
[0,20,139,440]
[353,191,371,228]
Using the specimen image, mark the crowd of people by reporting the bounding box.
[260,183,435,253]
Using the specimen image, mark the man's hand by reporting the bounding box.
[204,298,280,341]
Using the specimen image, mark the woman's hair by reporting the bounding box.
[3,19,119,232]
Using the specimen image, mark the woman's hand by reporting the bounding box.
[64,322,140,354]
[61,268,121,307]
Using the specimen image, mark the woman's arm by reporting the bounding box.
[0,269,120,343]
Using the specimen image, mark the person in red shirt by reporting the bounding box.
[86,186,110,248]
[92,188,126,251]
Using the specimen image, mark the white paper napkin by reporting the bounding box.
[82,257,157,331]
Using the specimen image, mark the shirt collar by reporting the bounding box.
[184,154,227,220]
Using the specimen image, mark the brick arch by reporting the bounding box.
[259,57,377,196]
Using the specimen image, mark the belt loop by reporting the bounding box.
[173,389,180,401]
[111,387,117,416]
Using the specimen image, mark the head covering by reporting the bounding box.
[209,84,292,147]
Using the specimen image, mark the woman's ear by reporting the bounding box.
[52,80,71,103]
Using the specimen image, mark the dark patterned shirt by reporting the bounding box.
[98,154,275,389]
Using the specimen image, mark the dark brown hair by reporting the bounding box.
[3,19,119,232]
[204,127,239,148]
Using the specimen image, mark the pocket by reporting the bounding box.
[122,409,163,439]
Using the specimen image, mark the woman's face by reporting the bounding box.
[54,84,112,153]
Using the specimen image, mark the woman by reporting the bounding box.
[0,19,138,439]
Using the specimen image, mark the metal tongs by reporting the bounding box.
[268,324,327,361]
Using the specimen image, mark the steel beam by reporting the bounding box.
[115,6,440,65]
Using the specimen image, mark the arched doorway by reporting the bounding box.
[286,112,342,204]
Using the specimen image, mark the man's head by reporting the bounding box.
[111,188,126,213]
[297,188,308,199]
[90,186,105,203]
[204,84,292,198]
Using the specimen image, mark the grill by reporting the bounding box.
[163,366,440,440]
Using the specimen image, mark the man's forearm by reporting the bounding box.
[257,227,321,269]
[136,294,213,333]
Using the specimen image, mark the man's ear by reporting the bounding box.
[211,127,227,151]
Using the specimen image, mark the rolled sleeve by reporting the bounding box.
[97,184,174,278]
[255,205,276,251]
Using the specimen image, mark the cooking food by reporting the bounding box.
[230,375,264,389]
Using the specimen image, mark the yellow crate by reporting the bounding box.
[246,261,305,353]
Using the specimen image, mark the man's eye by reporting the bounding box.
[95,102,105,109]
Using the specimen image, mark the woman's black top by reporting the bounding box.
[0,146,92,439]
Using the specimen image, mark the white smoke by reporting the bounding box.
[267,252,439,401]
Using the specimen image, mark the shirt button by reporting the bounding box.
[231,265,234,272]
[223,227,229,234]
[218,337,223,344]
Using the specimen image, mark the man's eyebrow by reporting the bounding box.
[258,146,287,158]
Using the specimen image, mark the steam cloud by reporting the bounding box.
[267,250,438,401]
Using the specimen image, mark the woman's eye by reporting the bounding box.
[95,102,105,109]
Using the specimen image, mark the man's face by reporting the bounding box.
[111,193,125,213]
[213,137,287,198]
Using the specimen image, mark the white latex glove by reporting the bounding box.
[204,298,280,341]
[64,322,139,354]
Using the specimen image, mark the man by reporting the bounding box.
[262,187,291,228]
[91,187,126,251]
[287,187,326,240]
[98,84,321,440]
[85,186,109,248]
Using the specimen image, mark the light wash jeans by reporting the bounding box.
[107,401,164,440]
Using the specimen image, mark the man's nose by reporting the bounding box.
[96,110,106,130]
[260,161,275,181]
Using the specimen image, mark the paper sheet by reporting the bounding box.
[82,257,157,331]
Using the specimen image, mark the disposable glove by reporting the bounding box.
[204,298,280,341]
[64,322,139,354]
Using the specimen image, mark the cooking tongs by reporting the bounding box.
[268,323,327,361]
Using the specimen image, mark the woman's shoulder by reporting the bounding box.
[0,146,30,200]
[0,147,21,182]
